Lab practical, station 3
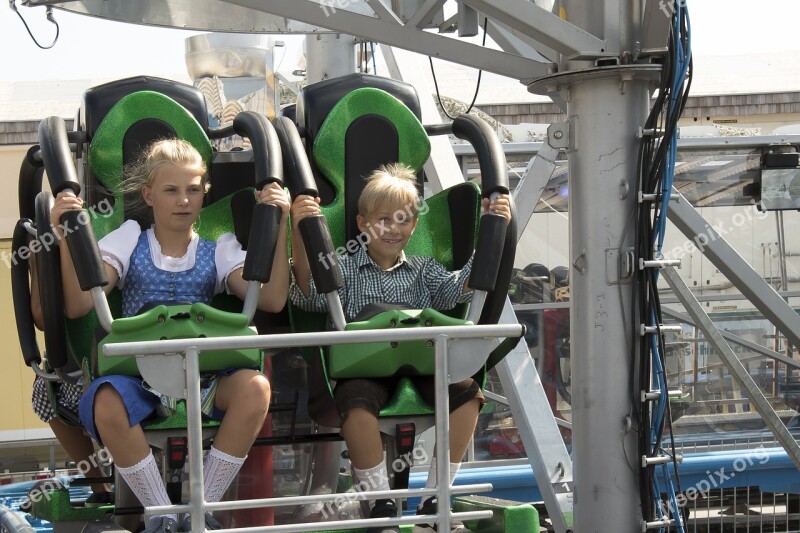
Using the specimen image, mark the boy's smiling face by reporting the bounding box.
[357,200,418,269]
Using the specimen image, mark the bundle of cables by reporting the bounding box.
[634,1,693,531]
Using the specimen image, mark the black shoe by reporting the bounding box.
[368,499,400,533]
[413,497,469,533]
[142,516,179,533]
[181,512,222,532]
[85,491,114,506]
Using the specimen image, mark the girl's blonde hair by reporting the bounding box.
[359,163,421,217]
[120,138,209,222]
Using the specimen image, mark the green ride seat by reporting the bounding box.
[69,87,263,431]
[285,76,484,426]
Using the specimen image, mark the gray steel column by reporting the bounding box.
[305,33,357,84]
[566,72,649,533]
[532,2,649,530]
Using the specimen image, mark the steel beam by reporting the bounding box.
[662,267,800,472]
[463,0,605,57]
[495,301,574,533]
[668,191,800,349]
[661,306,800,371]
[222,0,549,81]
[513,142,561,241]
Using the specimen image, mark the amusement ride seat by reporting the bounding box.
[12,76,284,529]
[273,73,519,492]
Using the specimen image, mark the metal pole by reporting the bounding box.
[185,347,206,533]
[566,72,649,533]
[535,2,648,529]
[304,33,357,84]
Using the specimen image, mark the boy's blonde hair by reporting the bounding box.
[120,138,209,220]
[358,163,421,217]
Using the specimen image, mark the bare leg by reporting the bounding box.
[212,370,270,456]
[92,385,150,468]
[341,408,383,469]
[49,418,111,494]
[446,398,481,462]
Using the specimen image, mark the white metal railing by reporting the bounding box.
[103,324,523,532]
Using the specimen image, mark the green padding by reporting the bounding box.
[141,397,221,431]
[88,91,212,233]
[29,487,112,522]
[313,88,431,248]
[97,302,260,377]
[405,182,479,267]
[379,376,434,417]
[453,495,540,533]
[328,308,471,379]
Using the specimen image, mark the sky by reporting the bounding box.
[2,0,800,84]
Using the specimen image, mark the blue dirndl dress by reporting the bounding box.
[79,230,241,441]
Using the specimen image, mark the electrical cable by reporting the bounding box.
[429,17,488,120]
[10,1,60,50]
[634,2,692,530]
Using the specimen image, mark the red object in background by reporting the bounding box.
[543,308,571,441]
[234,360,273,527]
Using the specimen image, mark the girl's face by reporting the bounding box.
[142,164,206,233]
[356,200,418,269]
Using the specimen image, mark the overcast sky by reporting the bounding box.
[1,0,798,82]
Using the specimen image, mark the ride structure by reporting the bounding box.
[8,1,800,532]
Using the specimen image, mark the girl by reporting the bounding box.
[51,138,290,533]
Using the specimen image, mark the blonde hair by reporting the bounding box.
[358,163,421,217]
[120,138,209,221]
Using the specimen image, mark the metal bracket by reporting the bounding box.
[606,248,635,284]
[547,122,570,150]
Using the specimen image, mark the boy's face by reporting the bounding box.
[356,201,418,268]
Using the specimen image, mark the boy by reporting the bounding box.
[290,163,512,533]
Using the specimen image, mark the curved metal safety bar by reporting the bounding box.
[233,112,284,322]
[272,115,346,328]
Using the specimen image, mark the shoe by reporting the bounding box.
[181,512,222,531]
[85,491,114,506]
[413,497,470,533]
[142,516,179,533]
[367,499,400,533]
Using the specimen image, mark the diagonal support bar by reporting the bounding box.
[221,0,549,80]
[668,191,800,349]
[662,267,800,472]
[495,301,574,533]
[513,143,561,242]
[661,306,800,371]
[463,0,605,56]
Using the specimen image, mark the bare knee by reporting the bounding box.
[93,385,128,435]
[228,372,271,420]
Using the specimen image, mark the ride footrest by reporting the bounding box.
[452,495,540,533]
[327,308,471,379]
[28,484,113,523]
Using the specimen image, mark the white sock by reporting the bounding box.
[353,462,390,509]
[421,459,461,507]
[204,447,246,503]
[116,451,176,524]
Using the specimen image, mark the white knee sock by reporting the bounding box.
[353,462,390,509]
[116,451,176,524]
[423,457,461,489]
[203,447,246,503]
